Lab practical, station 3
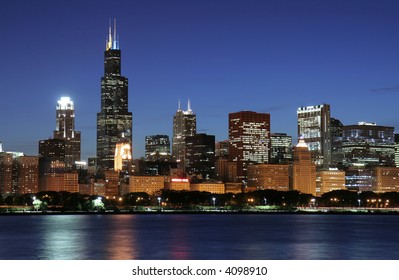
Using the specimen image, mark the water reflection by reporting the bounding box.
[104,215,138,259]
[40,215,90,259]
[1,214,399,259]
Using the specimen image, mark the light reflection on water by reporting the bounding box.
[0,214,398,260]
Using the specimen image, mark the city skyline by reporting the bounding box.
[2,0,399,161]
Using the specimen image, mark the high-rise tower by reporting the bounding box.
[53,97,81,169]
[172,100,196,168]
[97,20,133,169]
[228,111,271,181]
[297,104,331,169]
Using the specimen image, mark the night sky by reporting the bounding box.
[1,0,399,161]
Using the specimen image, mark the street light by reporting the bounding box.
[212,197,216,209]
[264,197,267,205]
[358,199,361,208]
[157,197,161,210]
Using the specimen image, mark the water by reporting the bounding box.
[0,213,398,260]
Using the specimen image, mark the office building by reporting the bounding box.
[172,100,196,168]
[114,139,132,173]
[247,164,289,192]
[330,117,344,167]
[129,175,165,195]
[185,133,215,179]
[291,138,316,196]
[228,111,270,181]
[15,156,39,194]
[190,182,225,194]
[53,97,81,169]
[297,104,331,168]
[372,167,399,193]
[316,169,346,196]
[97,20,133,169]
[342,122,395,167]
[0,152,13,194]
[270,133,292,164]
[145,135,171,162]
[345,167,373,192]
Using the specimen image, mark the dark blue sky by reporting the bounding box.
[1,0,399,160]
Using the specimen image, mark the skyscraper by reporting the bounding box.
[145,135,171,162]
[228,111,270,181]
[53,97,80,169]
[270,133,292,164]
[291,138,316,196]
[172,100,196,168]
[297,104,331,168]
[342,122,395,167]
[97,20,132,169]
[185,133,216,179]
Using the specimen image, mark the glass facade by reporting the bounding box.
[229,111,270,180]
[297,104,331,168]
[342,123,395,167]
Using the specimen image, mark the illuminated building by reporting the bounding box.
[129,175,165,195]
[395,134,399,168]
[0,152,13,194]
[342,122,395,167]
[270,133,292,164]
[345,167,372,192]
[185,133,215,179]
[53,97,81,169]
[104,170,119,196]
[97,20,132,169]
[38,138,66,192]
[291,138,316,196]
[42,172,79,192]
[15,156,39,194]
[190,182,225,194]
[297,104,331,168]
[228,111,270,181]
[145,135,171,162]
[215,157,229,182]
[330,118,344,167]
[172,100,196,168]
[165,178,190,191]
[247,164,289,192]
[316,169,345,196]
[225,182,242,194]
[114,140,132,173]
[215,140,229,157]
[371,166,399,193]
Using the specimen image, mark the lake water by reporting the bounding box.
[0,213,398,260]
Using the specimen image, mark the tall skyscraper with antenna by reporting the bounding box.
[53,97,81,169]
[172,100,196,169]
[97,20,132,169]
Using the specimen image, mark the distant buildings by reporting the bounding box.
[247,164,289,192]
[316,169,346,196]
[97,20,132,169]
[172,100,196,169]
[228,111,270,181]
[342,122,395,168]
[145,135,171,162]
[297,104,331,168]
[185,133,215,179]
[270,133,292,164]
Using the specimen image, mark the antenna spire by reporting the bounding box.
[187,99,191,112]
[106,18,119,50]
[178,99,181,111]
[106,18,112,50]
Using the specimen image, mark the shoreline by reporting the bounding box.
[1,208,399,215]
